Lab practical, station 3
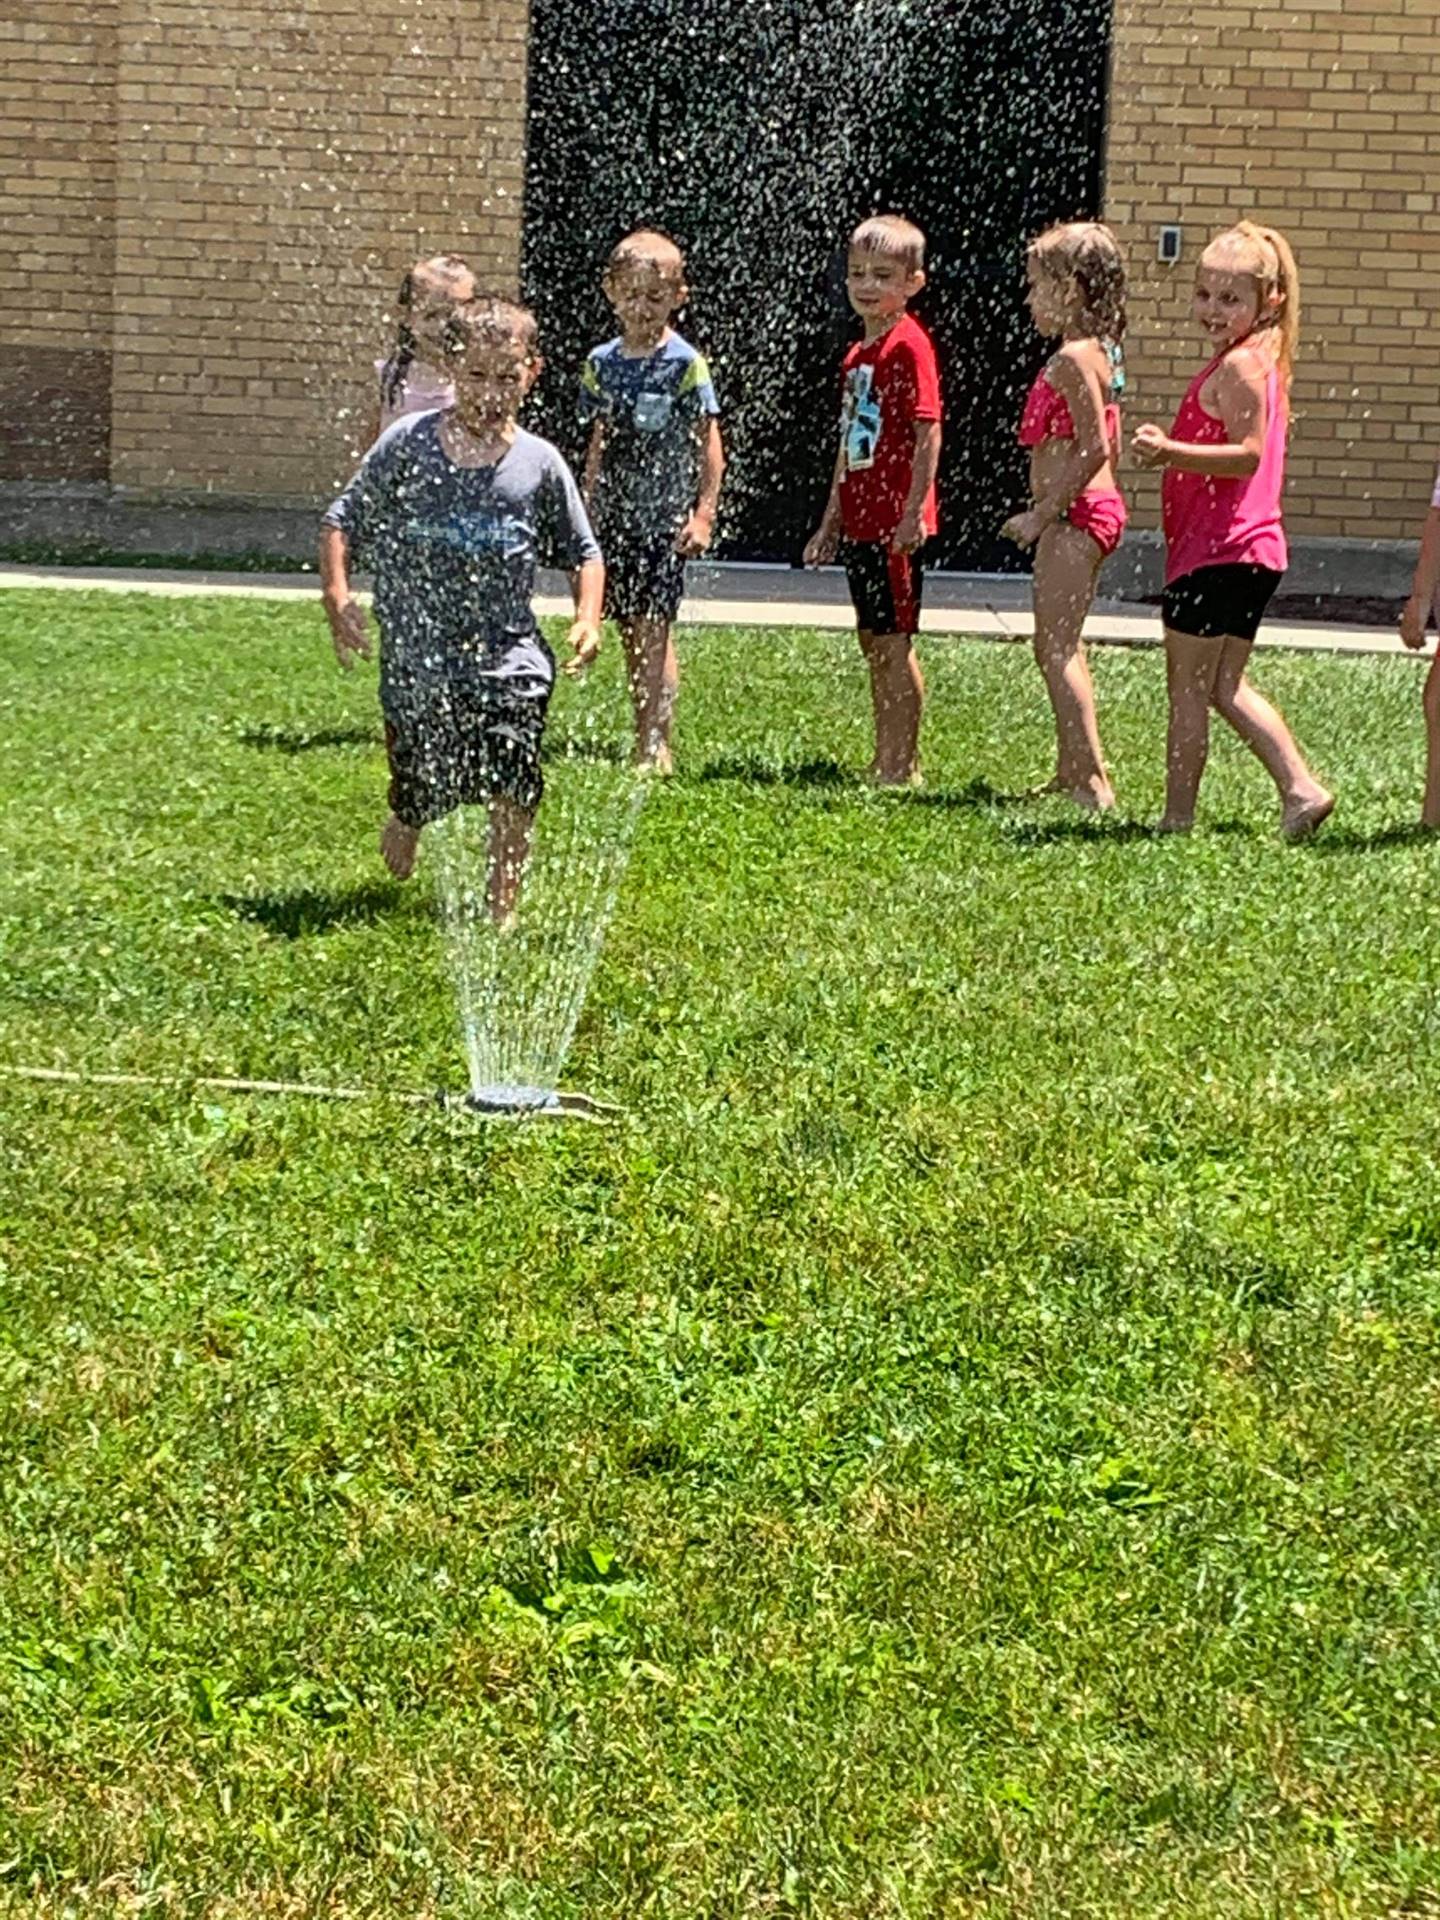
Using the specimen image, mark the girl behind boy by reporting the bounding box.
[1002,222,1128,810]
[1398,484,1440,830]
[373,253,476,439]
[1133,222,1332,838]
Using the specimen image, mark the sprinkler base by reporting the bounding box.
[464,1083,562,1115]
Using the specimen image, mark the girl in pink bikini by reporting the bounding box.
[1133,222,1332,838]
[1003,222,1128,811]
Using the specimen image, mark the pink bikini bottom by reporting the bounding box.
[1067,489,1127,559]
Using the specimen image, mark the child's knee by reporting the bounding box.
[1424,661,1440,723]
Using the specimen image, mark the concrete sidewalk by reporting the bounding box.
[0,560,1425,660]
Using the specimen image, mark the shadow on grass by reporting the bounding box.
[999,815,1253,847]
[904,778,1036,812]
[542,730,630,767]
[1310,822,1438,856]
[220,882,422,939]
[697,754,851,789]
[239,724,380,755]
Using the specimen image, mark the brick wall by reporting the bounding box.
[0,0,117,481]
[107,0,530,502]
[1106,0,1440,544]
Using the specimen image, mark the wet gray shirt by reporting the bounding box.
[324,415,600,698]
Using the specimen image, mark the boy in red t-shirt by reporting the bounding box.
[804,215,943,785]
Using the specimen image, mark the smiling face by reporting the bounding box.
[605,260,684,351]
[846,247,924,332]
[450,328,538,433]
[1191,259,1269,352]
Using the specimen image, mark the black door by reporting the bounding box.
[523,0,1111,572]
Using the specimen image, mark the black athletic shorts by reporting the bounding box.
[383,659,553,827]
[602,527,688,623]
[842,540,926,637]
[1162,564,1284,643]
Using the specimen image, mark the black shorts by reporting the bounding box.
[842,540,925,636]
[383,665,553,827]
[602,527,687,623]
[1162,564,1283,643]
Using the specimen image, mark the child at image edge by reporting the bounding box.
[581,229,725,774]
[804,214,942,786]
[321,296,604,921]
[1399,476,1440,830]
[1133,221,1332,838]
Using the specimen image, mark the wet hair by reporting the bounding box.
[380,253,473,409]
[1028,222,1128,348]
[1202,221,1301,391]
[441,292,541,363]
[849,214,926,275]
[606,229,686,283]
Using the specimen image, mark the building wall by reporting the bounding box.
[107,0,530,502]
[1106,0,1440,545]
[0,0,118,482]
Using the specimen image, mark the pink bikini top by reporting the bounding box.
[1018,368,1120,450]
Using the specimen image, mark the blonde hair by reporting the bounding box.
[1202,221,1301,390]
[442,293,540,362]
[606,229,686,283]
[1028,221,1128,345]
[850,214,926,275]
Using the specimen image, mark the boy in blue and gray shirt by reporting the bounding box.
[580,230,725,773]
[322,295,603,921]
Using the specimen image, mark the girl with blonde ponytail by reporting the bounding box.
[1132,220,1331,838]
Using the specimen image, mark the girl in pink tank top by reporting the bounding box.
[1399,469,1440,829]
[1001,221,1128,811]
[1132,223,1332,839]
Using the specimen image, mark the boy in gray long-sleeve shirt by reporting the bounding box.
[321,295,604,920]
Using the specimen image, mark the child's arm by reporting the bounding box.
[677,417,726,556]
[561,559,605,678]
[581,420,606,509]
[803,442,848,567]
[1401,499,1440,650]
[319,524,372,670]
[1001,350,1108,549]
[892,420,943,554]
[1132,351,1268,477]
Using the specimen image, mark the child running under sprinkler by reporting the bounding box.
[1002,221,1128,811]
[1398,473,1440,830]
[803,214,942,787]
[580,229,725,773]
[370,253,476,440]
[321,295,604,921]
[1132,221,1333,839]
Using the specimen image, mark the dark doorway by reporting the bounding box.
[522,0,1111,572]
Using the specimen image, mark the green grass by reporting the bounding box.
[2,588,1439,1919]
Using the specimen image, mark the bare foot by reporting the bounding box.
[1027,775,1066,798]
[1066,778,1116,813]
[1280,789,1335,842]
[637,743,674,777]
[380,813,421,879]
[870,765,922,790]
[1156,815,1193,835]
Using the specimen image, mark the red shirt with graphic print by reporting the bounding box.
[836,311,941,542]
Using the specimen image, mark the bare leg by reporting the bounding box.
[619,615,678,772]
[859,628,924,783]
[1211,636,1332,837]
[486,798,534,924]
[1162,627,1224,831]
[380,813,421,879]
[1031,521,1114,808]
[1423,656,1440,830]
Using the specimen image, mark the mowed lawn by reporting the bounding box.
[2,587,1439,1919]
